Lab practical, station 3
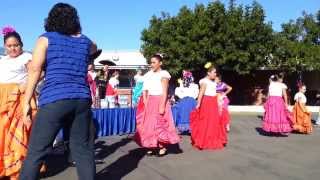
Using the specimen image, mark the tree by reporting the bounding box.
[272,10,320,72]
[141,0,320,77]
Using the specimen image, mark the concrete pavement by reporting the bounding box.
[43,113,320,180]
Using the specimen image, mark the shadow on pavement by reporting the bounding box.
[255,127,273,136]
[95,141,182,179]
[255,127,289,137]
[167,143,184,154]
[40,137,132,178]
[95,148,146,180]
[40,146,69,178]
[95,137,132,161]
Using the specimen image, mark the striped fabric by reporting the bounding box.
[0,83,37,178]
[38,32,92,107]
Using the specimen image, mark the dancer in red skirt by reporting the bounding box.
[135,53,180,156]
[190,63,227,150]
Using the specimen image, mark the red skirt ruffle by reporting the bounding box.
[190,96,227,150]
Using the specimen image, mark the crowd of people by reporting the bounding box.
[0,2,319,180]
[87,64,121,109]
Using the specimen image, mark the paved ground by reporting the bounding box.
[43,113,320,180]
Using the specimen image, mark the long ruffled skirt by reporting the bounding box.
[262,96,292,133]
[190,96,227,150]
[0,83,37,178]
[175,97,197,132]
[292,102,312,134]
[217,94,230,131]
[134,96,180,148]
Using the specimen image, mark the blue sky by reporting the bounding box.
[0,0,319,51]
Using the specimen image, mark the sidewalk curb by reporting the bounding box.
[229,105,320,113]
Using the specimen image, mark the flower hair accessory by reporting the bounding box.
[155,53,164,59]
[2,26,16,36]
[204,62,212,69]
[183,70,192,79]
[182,70,194,87]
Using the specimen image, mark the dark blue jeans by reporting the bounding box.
[20,99,95,180]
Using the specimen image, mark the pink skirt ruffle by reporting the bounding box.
[134,96,180,148]
[263,96,292,133]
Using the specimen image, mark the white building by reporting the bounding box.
[94,50,148,70]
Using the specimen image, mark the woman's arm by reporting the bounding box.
[24,37,47,105]
[88,41,97,67]
[282,89,288,106]
[191,84,200,99]
[196,83,206,109]
[159,78,169,115]
[90,41,97,55]
[20,60,32,91]
[224,83,233,95]
[22,37,47,125]
[143,90,148,105]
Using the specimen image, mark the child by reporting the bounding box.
[215,74,232,132]
[292,84,312,134]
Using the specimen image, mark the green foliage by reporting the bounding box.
[273,10,320,71]
[141,0,320,77]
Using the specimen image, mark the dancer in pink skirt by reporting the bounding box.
[215,74,232,132]
[262,73,292,135]
[135,53,180,156]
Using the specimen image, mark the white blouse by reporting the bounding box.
[199,78,216,96]
[0,52,31,84]
[143,70,171,95]
[175,83,199,99]
[294,92,307,104]
[109,77,119,88]
[268,82,287,97]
